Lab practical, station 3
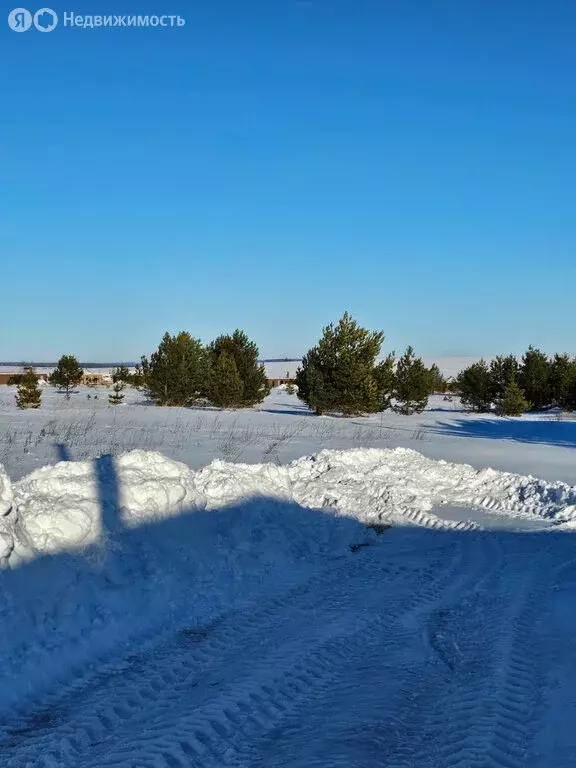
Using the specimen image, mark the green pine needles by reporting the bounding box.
[15,368,42,410]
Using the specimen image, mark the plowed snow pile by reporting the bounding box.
[1,447,575,715]
[3,447,576,561]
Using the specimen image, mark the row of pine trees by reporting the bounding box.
[11,315,575,418]
[12,316,443,414]
[140,330,270,408]
[455,348,576,416]
[13,330,272,411]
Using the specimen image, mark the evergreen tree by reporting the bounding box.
[296,349,327,414]
[15,368,42,410]
[374,352,396,410]
[393,346,430,415]
[131,363,145,388]
[285,382,296,395]
[206,330,269,407]
[108,380,125,406]
[208,350,244,408]
[548,354,576,408]
[494,377,531,416]
[113,365,132,384]
[560,375,576,413]
[455,360,492,412]
[427,363,447,394]
[489,355,519,401]
[141,331,208,406]
[50,355,83,399]
[518,346,551,410]
[296,312,388,416]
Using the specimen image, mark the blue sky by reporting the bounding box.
[2,0,574,361]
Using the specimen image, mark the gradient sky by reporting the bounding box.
[2,0,574,361]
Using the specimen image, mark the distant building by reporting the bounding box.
[0,372,50,385]
[262,360,300,388]
[0,370,113,386]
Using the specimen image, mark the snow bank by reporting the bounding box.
[192,447,576,532]
[287,448,576,526]
[13,451,200,556]
[7,447,576,560]
[0,464,13,563]
[0,464,11,517]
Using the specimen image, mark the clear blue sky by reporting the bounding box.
[2,0,574,361]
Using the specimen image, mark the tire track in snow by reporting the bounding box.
[1,542,423,767]
[84,536,484,768]
[3,535,471,768]
[405,544,549,768]
[224,533,505,768]
[0,548,378,761]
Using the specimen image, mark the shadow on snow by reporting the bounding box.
[432,417,576,449]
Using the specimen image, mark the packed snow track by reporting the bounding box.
[2,528,575,767]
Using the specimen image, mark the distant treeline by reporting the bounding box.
[11,320,574,418]
[453,349,576,415]
[12,316,448,415]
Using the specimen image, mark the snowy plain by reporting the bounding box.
[1,381,576,766]
[1,381,575,484]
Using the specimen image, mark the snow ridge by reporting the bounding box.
[4,446,576,562]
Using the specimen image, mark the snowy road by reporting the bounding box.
[2,527,573,768]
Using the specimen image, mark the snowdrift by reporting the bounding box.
[3,446,576,563]
[0,464,13,564]
[1,447,576,716]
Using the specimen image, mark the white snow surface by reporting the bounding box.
[0,464,13,563]
[6,447,576,562]
[13,452,200,556]
[1,448,576,765]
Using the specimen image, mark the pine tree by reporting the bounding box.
[285,382,296,395]
[15,368,42,410]
[427,363,447,394]
[131,363,145,388]
[296,349,327,414]
[494,377,531,416]
[108,380,125,406]
[141,331,208,406]
[50,355,83,399]
[374,352,396,410]
[296,312,389,416]
[208,350,244,408]
[206,330,269,407]
[393,346,430,415]
[113,365,132,384]
[455,360,492,412]
[560,375,576,413]
[518,346,551,410]
[548,354,576,408]
[489,355,519,401]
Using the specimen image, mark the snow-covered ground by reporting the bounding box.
[1,382,576,765]
[1,384,575,485]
